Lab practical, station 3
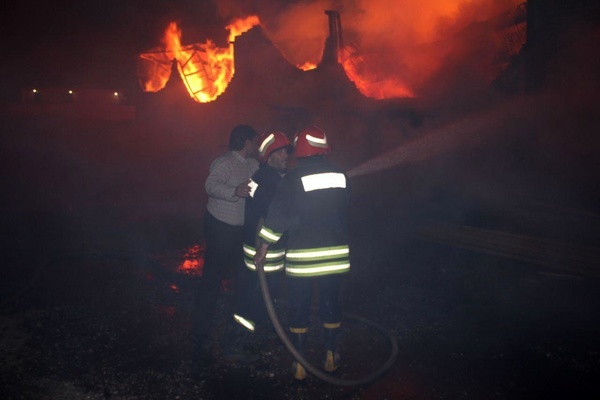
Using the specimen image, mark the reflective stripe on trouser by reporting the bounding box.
[243,244,285,272]
[233,313,255,332]
[285,245,350,277]
[289,327,309,334]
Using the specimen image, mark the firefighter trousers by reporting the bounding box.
[287,273,343,329]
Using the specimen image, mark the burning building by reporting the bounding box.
[135,6,532,168]
[133,0,599,179]
[137,12,362,105]
[137,6,528,105]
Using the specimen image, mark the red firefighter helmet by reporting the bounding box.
[293,126,330,157]
[258,131,291,163]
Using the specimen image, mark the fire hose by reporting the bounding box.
[256,262,399,387]
[3,250,398,386]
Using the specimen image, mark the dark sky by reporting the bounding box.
[0,0,228,97]
[0,0,325,99]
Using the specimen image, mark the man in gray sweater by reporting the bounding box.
[192,124,259,372]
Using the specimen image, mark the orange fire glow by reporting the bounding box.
[226,15,260,43]
[139,1,524,103]
[340,45,414,99]
[177,244,205,276]
[297,61,317,71]
[139,16,260,103]
[260,0,523,100]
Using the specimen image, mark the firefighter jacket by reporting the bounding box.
[259,156,350,278]
[243,163,286,272]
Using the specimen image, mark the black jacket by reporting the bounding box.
[259,156,350,277]
[243,163,286,272]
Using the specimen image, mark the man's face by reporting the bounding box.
[267,147,290,173]
[244,136,260,159]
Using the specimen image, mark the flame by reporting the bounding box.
[297,61,317,71]
[177,244,205,276]
[139,1,524,103]
[140,16,260,103]
[259,0,523,100]
[227,15,261,43]
[340,45,414,99]
[138,51,172,92]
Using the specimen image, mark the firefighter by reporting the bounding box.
[254,126,350,380]
[223,131,292,362]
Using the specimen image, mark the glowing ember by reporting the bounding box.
[297,61,317,71]
[177,244,205,276]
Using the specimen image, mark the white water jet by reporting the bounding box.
[346,96,531,178]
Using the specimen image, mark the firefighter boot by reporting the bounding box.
[323,325,341,372]
[290,328,308,380]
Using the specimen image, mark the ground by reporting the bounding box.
[1,114,599,399]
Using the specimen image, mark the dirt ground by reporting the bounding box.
[1,115,599,399]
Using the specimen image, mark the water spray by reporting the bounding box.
[346,97,530,178]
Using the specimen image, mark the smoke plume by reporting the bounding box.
[210,0,523,99]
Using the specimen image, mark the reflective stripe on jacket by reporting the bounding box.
[243,244,285,272]
[260,156,350,278]
[244,163,286,273]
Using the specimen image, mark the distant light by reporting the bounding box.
[68,90,73,94]
[32,89,37,93]
[113,92,119,97]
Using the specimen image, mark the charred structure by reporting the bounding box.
[321,10,344,67]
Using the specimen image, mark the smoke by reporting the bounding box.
[345,102,516,178]
[209,0,522,99]
[347,16,600,209]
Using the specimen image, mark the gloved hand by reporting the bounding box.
[253,241,269,271]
